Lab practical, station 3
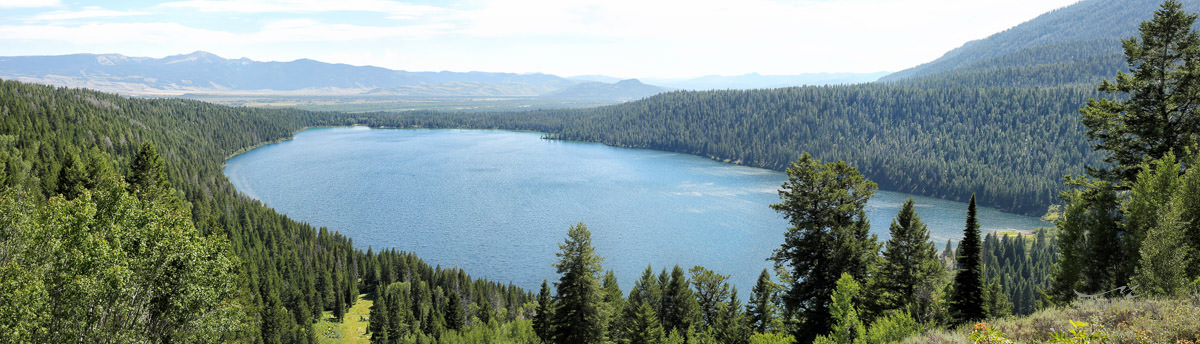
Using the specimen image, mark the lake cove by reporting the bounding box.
[224,127,1048,293]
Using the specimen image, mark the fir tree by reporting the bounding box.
[370,292,392,342]
[661,265,701,336]
[746,269,777,334]
[446,291,464,331]
[127,142,171,197]
[621,266,665,344]
[876,198,944,320]
[551,223,605,344]
[55,149,87,199]
[534,280,554,342]
[982,278,1011,318]
[601,270,625,341]
[950,194,985,324]
[715,287,751,344]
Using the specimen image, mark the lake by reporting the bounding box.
[223,127,1048,293]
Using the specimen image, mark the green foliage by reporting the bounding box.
[551,223,605,344]
[968,323,1015,344]
[982,278,1012,318]
[1051,178,1122,303]
[0,178,243,342]
[746,269,780,334]
[620,266,666,344]
[825,273,866,344]
[446,291,465,331]
[863,311,920,344]
[601,270,625,341]
[534,280,554,342]
[688,266,730,330]
[661,265,701,336]
[128,141,171,197]
[950,195,986,324]
[1080,0,1200,183]
[1131,156,1195,297]
[769,153,880,342]
[748,332,795,344]
[979,231,1056,316]
[875,198,946,322]
[1047,320,1109,344]
[358,84,1099,216]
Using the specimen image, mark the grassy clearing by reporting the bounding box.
[902,295,1200,343]
[315,294,373,344]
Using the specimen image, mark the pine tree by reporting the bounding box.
[876,198,944,320]
[950,195,985,324]
[746,269,777,334]
[769,153,880,342]
[1050,178,1121,303]
[715,287,750,344]
[551,223,605,344]
[661,265,700,336]
[127,142,171,197]
[334,290,346,322]
[446,291,464,331]
[621,266,665,344]
[689,266,731,329]
[602,270,625,342]
[982,278,1011,318]
[628,302,665,344]
[55,150,87,199]
[534,280,554,342]
[1080,0,1200,184]
[370,292,392,342]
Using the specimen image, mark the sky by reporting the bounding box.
[0,0,1080,79]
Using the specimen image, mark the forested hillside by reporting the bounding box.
[348,0,1200,216]
[0,80,532,342]
[881,0,1200,88]
[357,85,1100,216]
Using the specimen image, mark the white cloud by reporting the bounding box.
[0,0,59,8]
[0,19,450,46]
[29,6,147,21]
[158,0,448,18]
[0,0,1084,78]
[0,22,238,45]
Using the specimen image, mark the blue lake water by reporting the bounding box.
[223,127,1048,294]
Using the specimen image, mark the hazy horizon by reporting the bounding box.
[0,0,1079,79]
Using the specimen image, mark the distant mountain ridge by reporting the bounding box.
[545,79,667,100]
[646,72,888,90]
[0,51,596,97]
[880,0,1200,87]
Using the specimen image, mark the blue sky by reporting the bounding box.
[0,0,1079,78]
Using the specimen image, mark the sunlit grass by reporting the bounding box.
[316,294,373,344]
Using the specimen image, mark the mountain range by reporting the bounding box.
[644,72,889,90]
[0,51,667,101]
[881,0,1200,87]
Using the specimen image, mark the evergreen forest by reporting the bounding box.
[3,0,1200,343]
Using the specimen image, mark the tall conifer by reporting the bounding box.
[551,223,605,344]
[950,195,985,324]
